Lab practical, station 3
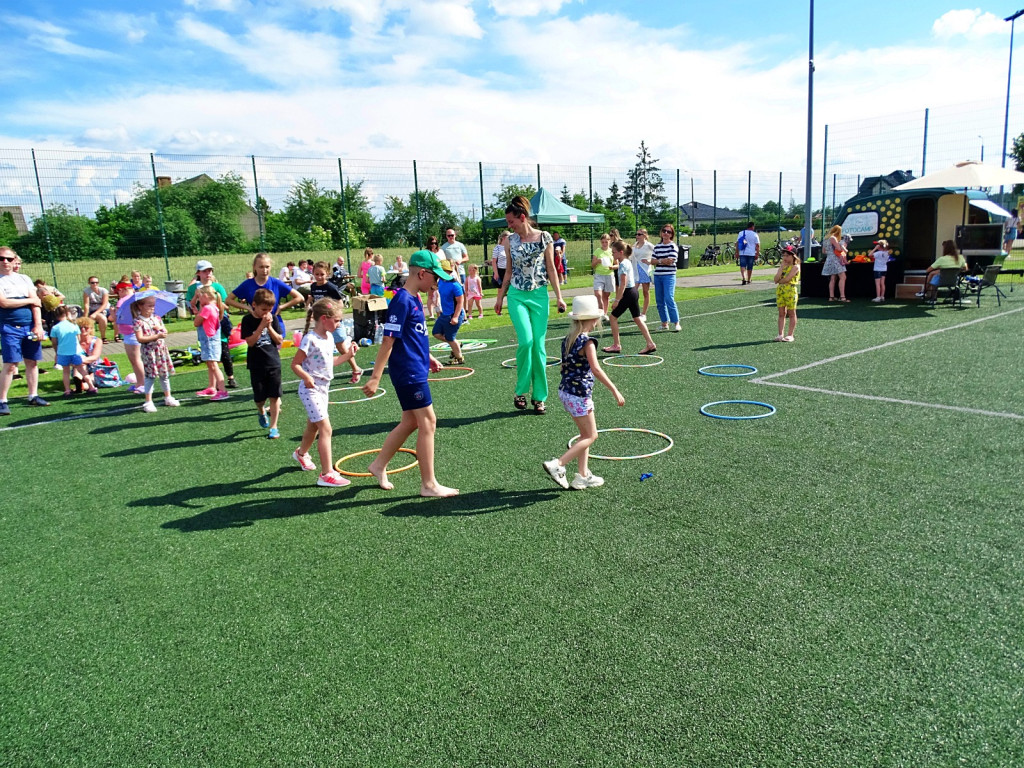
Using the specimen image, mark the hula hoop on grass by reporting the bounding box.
[698,364,758,377]
[566,427,674,461]
[463,338,497,344]
[328,385,387,405]
[700,400,776,420]
[502,356,560,368]
[334,447,418,477]
[459,342,488,351]
[432,339,498,351]
[428,366,474,381]
[603,355,665,368]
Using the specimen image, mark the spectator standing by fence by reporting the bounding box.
[737,222,760,285]
[441,228,469,284]
[652,224,681,332]
[0,246,49,414]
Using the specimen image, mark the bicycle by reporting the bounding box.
[761,244,783,266]
[698,244,720,267]
[718,242,736,265]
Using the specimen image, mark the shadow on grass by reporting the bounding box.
[692,340,775,351]
[795,301,941,322]
[337,410,522,438]
[380,488,559,518]
[90,408,250,434]
[103,430,252,457]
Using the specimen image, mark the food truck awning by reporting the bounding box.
[968,198,1014,218]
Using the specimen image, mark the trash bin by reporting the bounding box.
[678,244,691,269]
[164,279,188,319]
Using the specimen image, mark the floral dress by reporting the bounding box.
[820,236,846,276]
[776,265,800,309]
[133,315,174,379]
[508,231,554,291]
[559,333,595,399]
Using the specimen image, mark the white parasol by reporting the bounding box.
[116,289,179,325]
[893,161,1024,191]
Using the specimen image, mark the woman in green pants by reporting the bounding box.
[493,195,567,413]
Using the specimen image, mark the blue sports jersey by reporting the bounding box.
[437,278,464,317]
[382,288,430,386]
[231,277,293,311]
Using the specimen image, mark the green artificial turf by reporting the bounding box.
[1,290,1022,767]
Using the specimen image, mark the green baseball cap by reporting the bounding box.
[408,249,455,281]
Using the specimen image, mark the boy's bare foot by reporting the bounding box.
[421,483,459,498]
[367,460,393,490]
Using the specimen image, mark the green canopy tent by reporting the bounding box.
[483,187,605,228]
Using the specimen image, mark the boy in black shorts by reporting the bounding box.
[240,288,284,439]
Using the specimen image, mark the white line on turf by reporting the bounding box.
[752,304,1024,419]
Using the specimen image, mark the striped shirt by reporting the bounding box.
[652,242,678,275]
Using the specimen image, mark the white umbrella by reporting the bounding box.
[116,289,179,325]
[894,161,1024,191]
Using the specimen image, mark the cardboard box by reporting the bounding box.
[351,295,388,312]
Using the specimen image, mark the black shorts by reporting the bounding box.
[250,367,283,402]
[611,286,641,319]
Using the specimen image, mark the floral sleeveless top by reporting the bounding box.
[508,231,554,292]
[559,333,595,398]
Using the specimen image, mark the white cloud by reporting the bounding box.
[407,2,483,39]
[8,15,113,58]
[489,0,570,16]
[177,17,344,84]
[184,0,245,11]
[932,9,1006,40]
[92,12,155,44]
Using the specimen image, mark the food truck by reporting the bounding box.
[801,188,1010,299]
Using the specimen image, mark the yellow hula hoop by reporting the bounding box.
[334,447,419,478]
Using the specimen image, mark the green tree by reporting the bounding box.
[484,184,536,219]
[1010,132,1024,194]
[606,181,623,210]
[94,203,134,258]
[377,190,457,247]
[15,204,115,263]
[624,141,667,224]
[762,200,783,218]
[0,211,18,246]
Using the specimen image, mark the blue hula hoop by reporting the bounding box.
[698,364,757,377]
[700,400,776,420]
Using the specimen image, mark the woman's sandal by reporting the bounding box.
[532,399,546,414]
[514,394,528,410]
[638,346,657,355]
[349,368,363,384]
[602,345,622,353]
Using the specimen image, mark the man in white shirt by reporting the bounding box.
[0,247,50,414]
[441,228,468,283]
[736,222,760,285]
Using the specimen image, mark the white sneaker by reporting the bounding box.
[293,449,317,471]
[914,291,925,298]
[543,458,569,489]
[164,396,180,407]
[673,323,681,332]
[317,471,351,487]
[783,335,795,342]
[871,297,883,303]
[774,334,785,341]
[601,313,609,322]
[141,401,157,413]
[638,314,647,323]
[570,472,605,490]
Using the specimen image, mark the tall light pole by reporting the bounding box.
[978,135,985,162]
[1000,8,1024,206]
[803,0,815,248]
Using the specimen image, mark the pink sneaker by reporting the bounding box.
[196,387,216,397]
[317,471,351,487]
[293,450,316,471]
[210,391,230,401]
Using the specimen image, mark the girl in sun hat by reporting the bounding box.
[542,295,625,491]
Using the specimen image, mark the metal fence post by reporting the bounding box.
[676,169,680,236]
[478,162,486,262]
[713,170,718,243]
[251,155,265,252]
[412,160,422,248]
[777,172,783,242]
[821,125,828,243]
[921,107,929,176]
[149,154,170,279]
[337,159,351,273]
[747,170,752,219]
[30,149,58,287]
[588,166,594,257]
[536,163,541,191]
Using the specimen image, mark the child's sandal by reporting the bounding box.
[532,399,546,414]
[513,394,528,410]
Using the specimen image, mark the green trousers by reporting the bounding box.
[507,286,551,402]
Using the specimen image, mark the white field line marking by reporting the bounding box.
[752,304,1024,420]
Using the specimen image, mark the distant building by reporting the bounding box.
[678,200,746,226]
[856,170,916,198]
[0,206,29,236]
[156,173,261,240]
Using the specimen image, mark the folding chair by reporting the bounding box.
[971,264,1007,307]
[928,268,965,307]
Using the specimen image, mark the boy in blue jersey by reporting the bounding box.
[363,250,459,497]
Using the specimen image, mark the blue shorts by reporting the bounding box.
[330,329,351,346]
[198,332,221,362]
[1,324,43,365]
[738,254,755,270]
[873,271,886,280]
[393,380,432,411]
[929,273,941,286]
[432,314,462,342]
[637,270,651,285]
[56,353,84,367]
[122,332,140,346]
[369,285,385,296]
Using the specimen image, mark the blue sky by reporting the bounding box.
[1,1,1021,181]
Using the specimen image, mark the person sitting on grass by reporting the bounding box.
[602,241,658,356]
[76,316,103,393]
[362,249,459,498]
[241,288,284,440]
[49,305,92,398]
[431,258,465,366]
